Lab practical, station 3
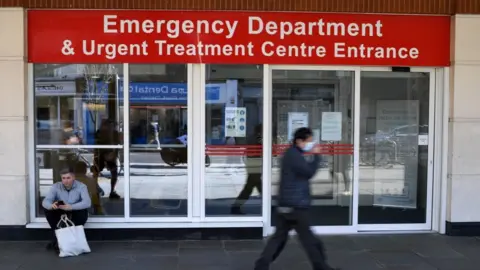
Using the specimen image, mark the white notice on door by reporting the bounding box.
[321,112,342,141]
[418,134,428,146]
[288,112,309,141]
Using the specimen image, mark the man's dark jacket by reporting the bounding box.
[277,145,320,208]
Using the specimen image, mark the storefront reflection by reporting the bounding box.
[34,64,125,217]
[128,64,189,217]
[204,65,264,217]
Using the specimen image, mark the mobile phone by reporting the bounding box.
[56,200,65,205]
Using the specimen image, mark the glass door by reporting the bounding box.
[126,64,191,220]
[265,66,357,234]
[357,68,435,231]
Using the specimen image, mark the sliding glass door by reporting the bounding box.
[357,68,435,231]
[263,66,436,235]
[264,66,357,234]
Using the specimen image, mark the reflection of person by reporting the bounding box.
[131,119,147,145]
[94,119,120,199]
[58,122,80,177]
[231,124,263,215]
[62,122,80,145]
[177,126,188,146]
[74,161,104,215]
[150,121,161,149]
[212,126,220,140]
[254,127,336,270]
[42,168,91,253]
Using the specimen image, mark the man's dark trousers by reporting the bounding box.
[44,208,88,244]
[254,208,331,270]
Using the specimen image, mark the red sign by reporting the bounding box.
[27,10,450,66]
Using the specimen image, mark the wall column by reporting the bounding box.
[447,15,480,232]
[0,8,28,225]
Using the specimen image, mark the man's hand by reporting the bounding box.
[312,144,322,154]
[51,202,58,210]
[58,204,72,211]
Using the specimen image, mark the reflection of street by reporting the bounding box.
[38,159,408,203]
[37,151,246,168]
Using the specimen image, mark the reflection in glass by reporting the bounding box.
[358,71,430,224]
[34,63,124,217]
[271,70,354,226]
[205,65,263,216]
[129,64,188,217]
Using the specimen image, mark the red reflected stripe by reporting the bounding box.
[205,144,353,156]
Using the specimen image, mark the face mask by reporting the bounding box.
[302,141,316,152]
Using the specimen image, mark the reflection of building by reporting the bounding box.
[1,4,480,240]
[35,80,77,144]
[125,81,239,145]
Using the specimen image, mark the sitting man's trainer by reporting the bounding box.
[42,168,91,252]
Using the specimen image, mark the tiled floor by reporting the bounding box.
[2,234,480,269]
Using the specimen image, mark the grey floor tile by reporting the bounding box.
[352,235,410,251]
[370,251,428,268]
[424,257,480,270]
[178,266,227,270]
[228,251,258,270]
[127,255,178,270]
[224,240,265,252]
[0,263,21,270]
[382,264,437,270]
[444,236,480,248]
[448,245,480,262]
[132,241,179,256]
[19,254,132,270]
[322,235,360,251]
[179,240,223,249]
[411,244,465,259]
[273,260,311,270]
[178,247,229,267]
[328,250,383,270]
[88,241,136,253]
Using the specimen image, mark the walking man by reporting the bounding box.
[254,127,338,270]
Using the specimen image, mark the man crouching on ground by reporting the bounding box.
[42,168,91,253]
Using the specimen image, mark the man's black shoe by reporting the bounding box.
[45,242,55,250]
[46,241,60,253]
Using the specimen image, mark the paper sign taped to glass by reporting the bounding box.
[287,112,309,141]
[224,107,247,137]
[321,112,342,141]
[373,100,419,209]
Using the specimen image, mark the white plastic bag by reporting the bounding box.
[55,214,91,257]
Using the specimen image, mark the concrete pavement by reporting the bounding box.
[2,234,480,269]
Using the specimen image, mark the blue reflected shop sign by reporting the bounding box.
[83,80,220,104]
[122,82,187,103]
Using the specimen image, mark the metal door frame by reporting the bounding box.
[356,66,437,232]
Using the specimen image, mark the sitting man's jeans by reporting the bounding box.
[44,208,89,243]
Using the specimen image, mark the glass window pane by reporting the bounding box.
[129,64,188,217]
[359,71,430,224]
[34,64,124,217]
[205,65,263,217]
[271,70,354,226]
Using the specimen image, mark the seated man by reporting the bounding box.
[42,168,91,252]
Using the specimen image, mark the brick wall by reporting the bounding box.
[0,0,479,14]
